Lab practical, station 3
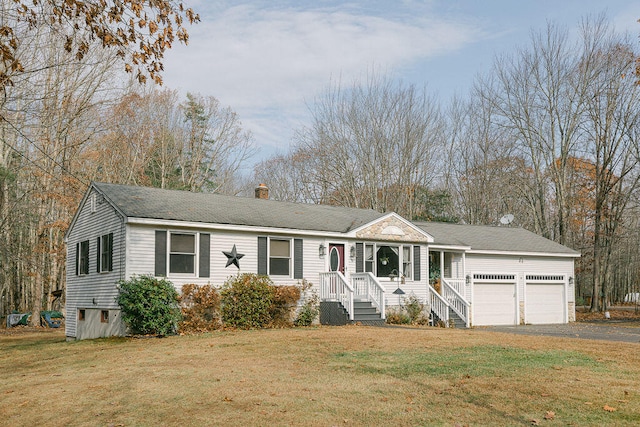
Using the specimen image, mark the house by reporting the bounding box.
[65,182,579,340]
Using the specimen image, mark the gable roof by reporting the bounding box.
[415,221,580,256]
[92,182,386,234]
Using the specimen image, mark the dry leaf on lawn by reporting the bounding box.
[544,411,555,420]
[603,405,617,412]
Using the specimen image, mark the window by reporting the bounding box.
[78,309,85,321]
[402,245,412,279]
[376,245,399,278]
[101,310,109,323]
[365,244,374,273]
[97,233,113,273]
[269,238,291,276]
[76,240,89,275]
[356,243,417,280]
[169,232,196,274]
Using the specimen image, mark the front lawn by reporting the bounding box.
[1,326,638,426]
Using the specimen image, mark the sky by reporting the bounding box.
[162,0,640,167]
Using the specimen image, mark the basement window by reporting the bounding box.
[78,309,85,321]
[101,310,109,323]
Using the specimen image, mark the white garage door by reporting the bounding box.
[473,274,517,326]
[525,277,565,324]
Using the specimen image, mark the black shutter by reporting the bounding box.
[199,233,210,278]
[82,241,89,274]
[355,243,364,273]
[257,236,267,275]
[96,236,101,273]
[155,230,167,277]
[76,242,80,275]
[108,233,114,272]
[413,245,421,281]
[293,239,303,279]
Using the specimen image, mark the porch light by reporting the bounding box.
[319,243,326,257]
[465,275,471,285]
[569,276,574,286]
[349,245,356,260]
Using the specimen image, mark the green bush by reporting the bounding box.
[116,275,181,336]
[220,274,275,329]
[294,279,319,327]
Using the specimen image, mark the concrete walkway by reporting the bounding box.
[485,322,640,343]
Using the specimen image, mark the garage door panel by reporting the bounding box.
[526,284,564,324]
[474,283,516,326]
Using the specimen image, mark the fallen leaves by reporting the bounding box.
[544,411,555,420]
[603,405,617,412]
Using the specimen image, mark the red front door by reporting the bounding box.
[329,244,345,274]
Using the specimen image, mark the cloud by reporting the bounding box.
[161,2,486,155]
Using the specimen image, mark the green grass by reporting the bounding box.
[333,345,607,378]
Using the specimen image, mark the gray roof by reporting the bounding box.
[415,221,580,256]
[93,182,386,234]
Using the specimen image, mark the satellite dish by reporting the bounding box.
[499,214,514,225]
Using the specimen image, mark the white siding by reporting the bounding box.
[466,253,575,325]
[66,189,125,339]
[465,254,575,303]
[127,224,328,294]
[127,225,428,312]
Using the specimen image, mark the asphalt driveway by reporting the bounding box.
[484,321,640,343]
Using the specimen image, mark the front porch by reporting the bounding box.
[318,247,472,328]
[319,272,387,325]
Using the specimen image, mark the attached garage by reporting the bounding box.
[525,275,566,324]
[472,274,518,326]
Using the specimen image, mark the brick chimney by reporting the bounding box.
[255,183,269,199]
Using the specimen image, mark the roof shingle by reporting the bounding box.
[94,182,386,233]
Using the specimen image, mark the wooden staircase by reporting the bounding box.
[432,306,466,328]
[319,300,385,326]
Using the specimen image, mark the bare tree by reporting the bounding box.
[89,89,255,194]
[580,31,640,311]
[261,73,445,217]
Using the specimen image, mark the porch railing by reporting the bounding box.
[441,278,470,328]
[429,284,450,326]
[444,277,465,295]
[320,272,354,321]
[351,272,386,320]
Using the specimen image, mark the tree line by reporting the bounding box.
[0,5,637,321]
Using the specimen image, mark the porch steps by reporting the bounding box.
[431,307,467,328]
[319,301,385,326]
[352,301,385,326]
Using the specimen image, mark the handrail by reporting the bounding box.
[320,272,354,320]
[429,284,450,327]
[351,272,386,320]
[443,277,465,295]
[441,278,470,328]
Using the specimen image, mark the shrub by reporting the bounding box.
[294,279,319,327]
[385,308,411,325]
[180,284,221,333]
[116,275,181,336]
[402,295,429,325]
[385,296,430,326]
[270,285,301,327]
[220,273,275,329]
